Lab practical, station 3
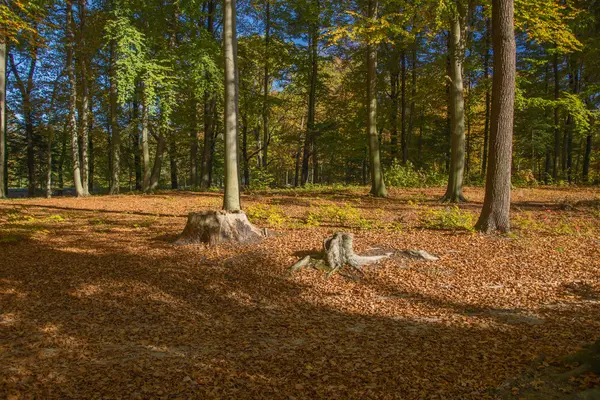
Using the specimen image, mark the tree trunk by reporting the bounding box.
[199,0,216,190]
[150,131,167,190]
[552,51,560,182]
[242,113,250,186]
[141,87,151,192]
[177,211,263,245]
[407,46,417,164]
[223,0,241,210]
[108,39,120,194]
[66,0,84,197]
[389,63,399,161]
[301,3,319,186]
[475,0,516,234]
[367,0,387,197]
[169,140,178,189]
[190,96,199,188]
[262,0,270,169]
[582,133,592,183]
[482,17,491,177]
[46,128,52,198]
[401,50,407,164]
[442,3,467,202]
[0,39,6,199]
[79,0,90,196]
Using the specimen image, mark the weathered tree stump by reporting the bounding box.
[290,232,392,275]
[176,210,264,246]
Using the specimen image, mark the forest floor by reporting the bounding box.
[0,186,599,399]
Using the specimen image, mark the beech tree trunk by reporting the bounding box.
[401,50,407,164]
[79,0,90,196]
[9,46,37,197]
[301,2,319,186]
[150,132,166,190]
[262,0,270,169]
[108,39,121,195]
[66,0,84,197]
[200,0,216,190]
[482,16,491,176]
[443,2,467,202]
[476,0,516,234]
[0,39,6,199]
[190,96,199,188]
[366,0,386,197]
[141,87,151,192]
[223,0,241,211]
[552,51,560,182]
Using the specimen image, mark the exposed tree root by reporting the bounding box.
[290,232,392,277]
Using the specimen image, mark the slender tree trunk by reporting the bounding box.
[301,2,319,185]
[552,51,560,182]
[482,16,491,176]
[242,113,250,186]
[67,0,84,197]
[168,139,178,189]
[46,127,52,198]
[294,117,304,187]
[141,87,151,192]
[0,39,6,199]
[150,131,166,190]
[108,39,120,194]
[58,124,67,195]
[401,50,407,164]
[476,0,516,233]
[582,132,592,183]
[190,96,199,188]
[407,46,416,164]
[200,0,215,190]
[262,0,270,169]
[223,0,241,210]
[367,0,387,197]
[389,64,399,160]
[443,3,467,202]
[79,0,90,196]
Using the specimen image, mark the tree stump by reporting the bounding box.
[176,210,264,246]
[290,232,392,275]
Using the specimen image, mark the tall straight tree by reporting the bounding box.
[301,0,319,186]
[366,0,386,197]
[223,0,241,211]
[66,0,84,197]
[475,0,516,233]
[0,38,6,199]
[442,0,467,202]
[78,0,90,196]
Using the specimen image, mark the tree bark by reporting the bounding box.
[482,17,491,177]
[66,0,84,197]
[108,39,120,194]
[262,0,270,169]
[9,46,37,197]
[301,1,319,186]
[200,0,216,190]
[401,50,407,164]
[223,0,241,210]
[141,87,151,192]
[367,0,387,197]
[78,0,90,196]
[190,96,199,188]
[552,51,560,182]
[475,0,516,234]
[0,39,6,198]
[442,2,467,202]
[150,131,167,190]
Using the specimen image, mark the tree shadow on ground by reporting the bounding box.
[0,211,598,399]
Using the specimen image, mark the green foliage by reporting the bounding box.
[420,206,475,232]
[385,161,446,188]
[248,168,276,190]
[305,203,373,229]
[246,204,288,228]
